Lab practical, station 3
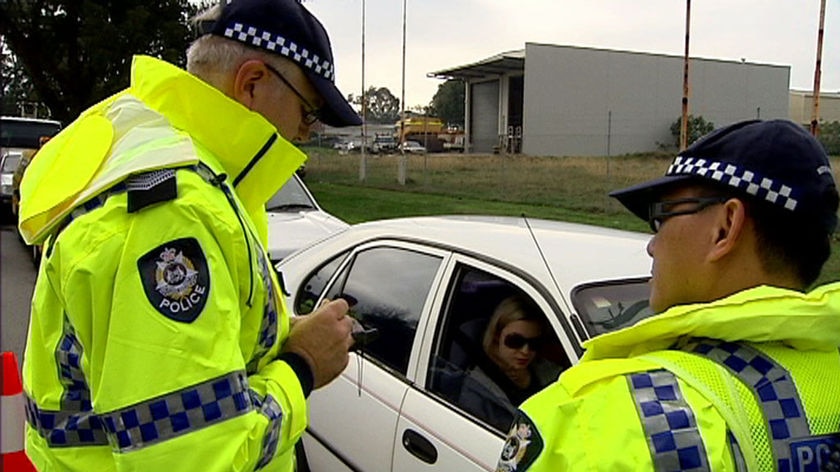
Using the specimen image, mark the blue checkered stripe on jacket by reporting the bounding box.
[25,316,108,447]
[247,249,279,374]
[628,369,710,471]
[680,338,810,471]
[251,390,284,469]
[100,371,254,452]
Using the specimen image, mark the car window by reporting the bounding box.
[427,265,570,432]
[571,277,653,336]
[293,251,351,315]
[326,247,442,375]
[266,175,316,211]
[2,154,21,172]
[0,119,61,148]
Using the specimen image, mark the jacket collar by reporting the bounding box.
[581,282,840,361]
[129,56,306,234]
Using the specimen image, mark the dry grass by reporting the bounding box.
[302,148,840,285]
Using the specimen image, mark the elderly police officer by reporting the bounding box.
[497,119,840,471]
[18,0,359,470]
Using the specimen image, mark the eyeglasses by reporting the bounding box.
[502,333,543,351]
[648,196,729,233]
[263,62,321,126]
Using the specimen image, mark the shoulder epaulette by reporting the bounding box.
[126,169,177,213]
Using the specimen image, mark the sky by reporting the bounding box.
[299,0,840,110]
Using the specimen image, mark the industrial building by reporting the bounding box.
[429,42,791,156]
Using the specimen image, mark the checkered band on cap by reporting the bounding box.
[223,22,334,81]
[627,369,710,471]
[667,156,799,212]
[680,338,810,471]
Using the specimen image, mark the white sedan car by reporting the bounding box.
[276,215,654,472]
[265,173,349,265]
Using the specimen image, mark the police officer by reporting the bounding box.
[18,0,359,470]
[497,119,840,471]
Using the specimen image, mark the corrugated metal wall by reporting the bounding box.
[518,43,790,156]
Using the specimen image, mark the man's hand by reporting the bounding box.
[282,299,353,389]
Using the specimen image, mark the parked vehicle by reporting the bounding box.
[275,215,653,471]
[371,135,398,154]
[265,172,349,265]
[1,151,22,209]
[399,140,427,154]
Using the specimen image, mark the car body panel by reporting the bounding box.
[277,216,653,471]
[265,173,349,264]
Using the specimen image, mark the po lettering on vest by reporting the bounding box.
[790,437,836,472]
[160,285,207,313]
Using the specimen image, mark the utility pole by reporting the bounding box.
[810,0,826,137]
[359,0,367,181]
[398,0,407,185]
[679,0,691,151]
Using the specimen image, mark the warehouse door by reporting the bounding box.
[470,80,499,153]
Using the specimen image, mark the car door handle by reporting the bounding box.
[402,429,438,464]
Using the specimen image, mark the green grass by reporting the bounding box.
[301,148,840,286]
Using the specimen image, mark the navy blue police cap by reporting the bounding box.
[610,119,839,233]
[204,0,361,127]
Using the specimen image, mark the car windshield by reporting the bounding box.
[266,176,317,211]
[570,278,655,337]
[2,154,21,172]
[0,119,61,148]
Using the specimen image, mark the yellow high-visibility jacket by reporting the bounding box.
[20,56,307,471]
[498,283,840,472]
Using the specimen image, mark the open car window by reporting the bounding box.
[570,277,653,337]
[426,264,570,433]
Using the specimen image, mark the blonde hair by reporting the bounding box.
[481,295,541,357]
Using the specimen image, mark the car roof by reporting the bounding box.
[297,215,651,292]
[1,116,61,125]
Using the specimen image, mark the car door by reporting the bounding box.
[299,241,450,472]
[393,256,580,471]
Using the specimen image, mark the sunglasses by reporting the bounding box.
[648,196,729,233]
[263,62,321,126]
[503,333,543,351]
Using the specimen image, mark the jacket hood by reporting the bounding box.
[19,56,305,245]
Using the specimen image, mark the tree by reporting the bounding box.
[348,86,400,124]
[817,120,840,155]
[669,114,715,147]
[0,0,206,123]
[428,79,464,127]
[1,39,46,117]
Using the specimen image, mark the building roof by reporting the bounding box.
[427,49,525,80]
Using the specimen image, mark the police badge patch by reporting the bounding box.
[496,411,543,472]
[137,238,210,323]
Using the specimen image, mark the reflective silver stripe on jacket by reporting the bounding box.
[679,338,809,471]
[100,371,254,452]
[627,369,710,471]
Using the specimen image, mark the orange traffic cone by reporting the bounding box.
[1,352,36,471]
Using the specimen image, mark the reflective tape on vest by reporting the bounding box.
[628,369,710,471]
[681,339,823,472]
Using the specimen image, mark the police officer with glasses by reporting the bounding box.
[497,119,840,472]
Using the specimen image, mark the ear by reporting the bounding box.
[706,198,748,262]
[231,59,268,109]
